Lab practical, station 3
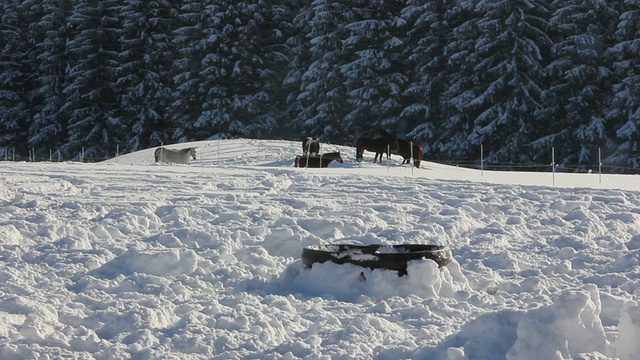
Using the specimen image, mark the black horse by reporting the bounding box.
[295,152,344,168]
[374,126,399,154]
[302,136,320,155]
[393,139,424,168]
[355,138,392,163]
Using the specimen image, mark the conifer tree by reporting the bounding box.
[30,0,73,155]
[118,0,178,151]
[288,0,354,143]
[195,0,285,139]
[340,0,407,139]
[401,0,451,149]
[466,0,553,165]
[607,0,640,169]
[536,0,618,170]
[62,0,124,160]
[0,0,38,156]
[434,0,482,161]
[168,0,207,142]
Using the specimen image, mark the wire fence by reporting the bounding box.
[3,144,640,175]
[433,160,640,174]
[429,145,640,175]
[1,147,115,163]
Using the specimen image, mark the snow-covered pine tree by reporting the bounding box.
[465,0,553,167]
[195,0,284,140]
[535,0,618,171]
[29,0,73,155]
[168,0,207,142]
[288,0,353,143]
[340,0,407,140]
[434,0,482,161]
[606,0,640,170]
[401,0,451,152]
[62,0,124,160]
[118,0,178,152]
[0,0,39,156]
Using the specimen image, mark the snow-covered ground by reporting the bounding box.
[1,138,639,360]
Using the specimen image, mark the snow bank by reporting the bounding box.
[506,285,607,360]
[614,301,640,360]
[91,248,198,278]
[277,257,469,302]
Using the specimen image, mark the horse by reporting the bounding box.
[374,127,399,154]
[154,147,197,164]
[393,139,423,168]
[355,137,393,163]
[302,136,320,155]
[295,152,344,168]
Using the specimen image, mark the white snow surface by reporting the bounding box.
[1,138,639,360]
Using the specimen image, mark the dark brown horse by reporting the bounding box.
[295,152,344,168]
[393,139,424,168]
[302,136,320,155]
[375,127,399,153]
[355,138,394,163]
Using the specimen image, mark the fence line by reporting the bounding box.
[2,144,640,176]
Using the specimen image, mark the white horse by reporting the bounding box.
[154,147,197,164]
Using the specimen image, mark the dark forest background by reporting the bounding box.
[1,0,639,170]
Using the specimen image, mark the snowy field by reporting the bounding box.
[1,138,639,360]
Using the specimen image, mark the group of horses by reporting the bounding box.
[355,127,423,168]
[152,130,422,168]
[295,128,423,168]
[295,136,344,168]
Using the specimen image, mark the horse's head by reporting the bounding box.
[154,147,162,162]
[322,152,344,164]
[189,148,197,160]
[375,127,392,138]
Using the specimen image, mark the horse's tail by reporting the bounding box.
[355,140,363,162]
[414,144,424,168]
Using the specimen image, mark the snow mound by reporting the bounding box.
[91,248,198,278]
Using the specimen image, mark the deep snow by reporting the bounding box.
[0,138,639,360]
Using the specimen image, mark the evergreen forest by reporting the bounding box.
[1,0,639,171]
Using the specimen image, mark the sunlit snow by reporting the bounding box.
[1,139,639,359]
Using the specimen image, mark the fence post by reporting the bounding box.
[387,144,390,171]
[552,147,555,186]
[481,144,484,177]
[598,147,602,185]
[410,141,414,175]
